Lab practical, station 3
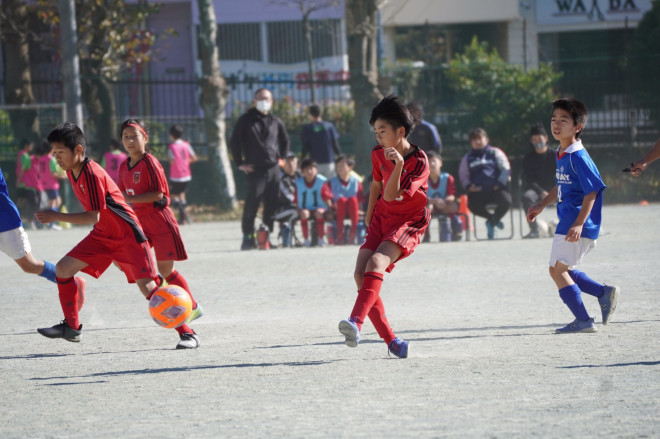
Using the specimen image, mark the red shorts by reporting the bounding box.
[67,231,158,283]
[360,205,430,272]
[138,207,188,261]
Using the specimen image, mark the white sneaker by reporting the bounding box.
[176,331,200,349]
[303,239,311,247]
[317,238,327,247]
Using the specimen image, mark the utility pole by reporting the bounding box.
[57,0,84,129]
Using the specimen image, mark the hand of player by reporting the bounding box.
[35,209,58,224]
[565,224,583,242]
[623,160,647,177]
[469,184,481,192]
[383,147,403,165]
[526,203,543,223]
[239,164,254,174]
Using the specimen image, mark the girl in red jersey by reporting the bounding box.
[338,95,430,358]
[118,119,203,349]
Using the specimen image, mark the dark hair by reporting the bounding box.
[468,127,488,141]
[426,151,442,161]
[109,138,121,150]
[529,122,547,137]
[369,95,418,137]
[334,154,355,167]
[47,122,87,154]
[36,140,53,156]
[552,98,589,138]
[169,124,183,139]
[309,104,321,118]
[254,87,271,98]
[300,158,318,170]
[405,101,423,120]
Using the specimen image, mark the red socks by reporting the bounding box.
[175,323,193,335]
[350,272,384,327]
[165,270,197,308]
[56,276,80,330]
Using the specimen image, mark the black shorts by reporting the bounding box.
[169,181,189,195]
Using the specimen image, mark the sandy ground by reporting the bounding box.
[1,204,659,438]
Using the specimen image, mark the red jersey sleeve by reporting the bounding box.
[371,147,383,183]
[145,154,169,195]
[321,181,333,203]
[399,149,430,197]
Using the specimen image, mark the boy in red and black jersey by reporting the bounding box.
[338,96,430,358]
[35,122,192,349]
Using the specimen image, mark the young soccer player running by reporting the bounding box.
[527,98,620,333]
[34,122,197,349]
[338,95,430,358]
[118,118,203,346]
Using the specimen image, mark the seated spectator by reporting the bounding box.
[273,152,301,247]
[521,123,556,239]
[458,128,512,239]
[406,101,442,155]
[325,155,363,245]
[296,158,330,247]
[425,151,462,242]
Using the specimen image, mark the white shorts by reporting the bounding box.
[549,234,596,269]
[0,227,31,260]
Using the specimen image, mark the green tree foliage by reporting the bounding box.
[446,37,561,155]
[628,0,660,128]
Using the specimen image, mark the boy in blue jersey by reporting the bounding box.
[296,158,330,247]
[0,166,60,285]
[527,98,619,333]
[325,155,362,245]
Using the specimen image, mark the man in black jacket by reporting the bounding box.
[521,123,556,239]
[230,88,290,250]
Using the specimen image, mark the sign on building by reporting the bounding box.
[537,0,653,26]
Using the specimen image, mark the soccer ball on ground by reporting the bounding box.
[148,285,192,328]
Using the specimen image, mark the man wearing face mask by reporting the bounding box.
[521,123,556,239]
[230,88,291,250]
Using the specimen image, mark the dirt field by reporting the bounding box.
[1,204,659,438]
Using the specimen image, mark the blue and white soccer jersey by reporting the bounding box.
[0,166,31,259]
[550,140,605,268]
[296,174,328,210]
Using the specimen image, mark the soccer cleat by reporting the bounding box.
[317,238,327,247]
[599,285,620,325]
[485,220,495,239]
[338,318,360,347]
[75,277,86,311]
[555,317,597,334]
[523,230,540,239]
[388,337,409,359]
[186,303,205,323]
[303,239,311,248]
[176,331,200,349]
[37,320,82,342]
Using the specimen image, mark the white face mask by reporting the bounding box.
[256,99,272,113]
[533,141,545,151]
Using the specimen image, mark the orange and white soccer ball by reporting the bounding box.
[148,285,192,328]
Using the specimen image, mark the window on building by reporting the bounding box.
[217,22,262,61]
[267,19,343,64]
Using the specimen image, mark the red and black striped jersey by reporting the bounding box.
[118,153,170,215]
[371,145,429,214]
[68,158,147,243]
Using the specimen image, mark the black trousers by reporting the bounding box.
[241,164,281,235]
[467,189,512,225]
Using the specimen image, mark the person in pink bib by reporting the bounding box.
[100,138,128,185]
[167,125,197,224]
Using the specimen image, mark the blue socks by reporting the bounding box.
[568,269,604,298]
[558,284,590,322]
[39,261,57,283]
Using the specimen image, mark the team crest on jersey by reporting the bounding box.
[133,172,141,183]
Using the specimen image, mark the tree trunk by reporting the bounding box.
[197,0,236,210]
[345,0,383,174]
[303,14,316,103]
[1,0,39,143]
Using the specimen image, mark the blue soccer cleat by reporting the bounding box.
[555,317,597,334]
[388,337,409,358]
[599,285,620,325]
[338,318,360,347]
